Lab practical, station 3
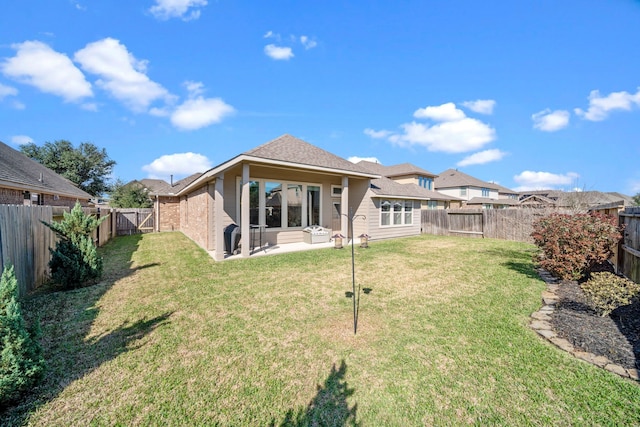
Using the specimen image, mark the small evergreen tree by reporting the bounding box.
[0,264,45,405]
[43,202,106,289]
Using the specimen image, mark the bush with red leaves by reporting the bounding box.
[531,213,622,281]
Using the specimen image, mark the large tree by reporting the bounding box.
[108,180,153,208]
[634,192,640,206]
[21,140,116,197]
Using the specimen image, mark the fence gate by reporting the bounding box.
[116,208,155,236]
[619,206,640,283]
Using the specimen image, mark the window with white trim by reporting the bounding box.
[380,199,413,227]
[240,179,322,229]
[481,187,490,197]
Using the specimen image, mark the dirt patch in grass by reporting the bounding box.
[550,264,640,370]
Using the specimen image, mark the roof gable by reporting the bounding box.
[434,168,499,190]
[358,160,436,178]
[245,134,372,175]
[0,140,92,200]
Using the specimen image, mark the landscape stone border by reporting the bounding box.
[530,268,639,381]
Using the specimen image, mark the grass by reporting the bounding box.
[4,232,640,425]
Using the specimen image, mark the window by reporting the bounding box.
[381,200,391,226]
[460,187,467,197]
[265,182,282,228]
[404,200,413,224]
[331,185,342,197]
[380,199,413,227]
[287,184,302,227]
[427,200,438,210]
[240,179,321,229]
[425,177,433,190]
[482,187,490,197]
[307,185,320,225]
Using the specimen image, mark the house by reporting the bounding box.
[0,140,92,207]
[518,190,634,214]
[356,161,462,209]
[158,134,463,259]
[434,168,519,209]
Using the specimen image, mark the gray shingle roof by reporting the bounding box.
[245,134,373,175]
[467,197,520,206]
[0,140,92,200]
[370,177,459,200]
[434,168,499,190]
[137,173,203,196]
[357,160,437,178]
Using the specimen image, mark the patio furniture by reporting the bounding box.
[303,225,331,244]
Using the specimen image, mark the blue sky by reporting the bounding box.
[1,0,639,194]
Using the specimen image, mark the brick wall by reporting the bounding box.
[0,188,23,204]
[180,184,212,249]
[158,196,180,231]
[0,187,88,207]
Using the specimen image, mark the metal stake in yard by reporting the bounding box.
[342,208,366,335]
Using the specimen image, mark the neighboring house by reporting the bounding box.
[160,134,473,259]
[0,140,92,207]
[518,190,634,214]
[434,169,518,209]
[128,174,203,232]
[356,160,461,209]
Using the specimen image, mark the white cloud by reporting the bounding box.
[532,109,570,132]
[149,0,207,21]
[81,102,98,112]
[300,36,317,50]
[462,99,496,115]
[170,97,235,130]
[184,80,204,97]
[364,128,392,139]
[74,38,172,112]
[392,118,496,153]
[574,88,640,121]
[264,44,294,60]
[143,152,212,179]
[413,102,466,121]
[11,135,33,145]
[456,149,506,167]
[264,30,275,39]
[513,170,580,191]
[1,40,92,102]
[348,156,381,164]
[0,83,18,99]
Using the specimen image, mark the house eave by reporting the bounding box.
[178,154,380,196]
[0,178,90,200]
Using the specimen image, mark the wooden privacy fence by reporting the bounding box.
[421,209,560,243]
[619,206,640,284]
[0,205,115,296]
[115,208,155,235]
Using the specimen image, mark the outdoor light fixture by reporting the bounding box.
[359,233,370,248]
[332,233,345,249]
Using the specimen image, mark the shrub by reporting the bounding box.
[43,201,106,289]
[531,213,622,280]
[0,264,45,405]
[581,272,640,317]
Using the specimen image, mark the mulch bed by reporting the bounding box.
[550,263,640,370]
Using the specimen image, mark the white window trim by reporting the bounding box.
[379,199,414,228]
[331,185,342,197]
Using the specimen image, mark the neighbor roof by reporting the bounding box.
[434,169,499,190]
[357,161,437,178]
[138,173,203,196]
[369,177,460,201]
[467,197,520,206]
[0,140,92,200]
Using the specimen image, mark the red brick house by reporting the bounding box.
[0,141,92,207]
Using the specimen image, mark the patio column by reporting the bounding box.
[214,174,225,261]
[241,163,250,257]
[341,176,349,241]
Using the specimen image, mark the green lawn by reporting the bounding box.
[5,232,640,426]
